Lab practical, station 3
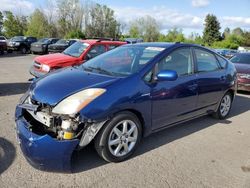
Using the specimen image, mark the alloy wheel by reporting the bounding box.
[108,120,138,157]
[220,94,231,117]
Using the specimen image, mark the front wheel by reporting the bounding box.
[213,92,232,119]
[95,112,142,162]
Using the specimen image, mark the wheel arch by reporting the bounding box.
[113,109,146,137]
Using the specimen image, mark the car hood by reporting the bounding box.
[234,63,250,74]
[30,68,119,106]
[34,53,77,65]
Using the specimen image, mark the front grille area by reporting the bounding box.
[23,110,57,138]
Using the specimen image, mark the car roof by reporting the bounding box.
[81,39,127,45]
[123,42,206,49]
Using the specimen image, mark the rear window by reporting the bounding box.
[194,48,220,72]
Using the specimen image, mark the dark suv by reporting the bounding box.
[31,38,59,54]
[48,39,77,53]
[8,36,37,54]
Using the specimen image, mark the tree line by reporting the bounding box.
[0,0,249,49]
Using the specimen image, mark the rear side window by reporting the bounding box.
[194,48,219,72]
[216,55,228,68]
[87,45,106,58]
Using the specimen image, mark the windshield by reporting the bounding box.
[11,36,25,41]
[231,54,250,64]
[0,36,5,40]
[56,39,68,45]
[82,46,165,77]
[38,38,49,43]
[63,41,89,57]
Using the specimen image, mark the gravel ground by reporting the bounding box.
[0,54,250,188]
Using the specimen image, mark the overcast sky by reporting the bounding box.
[0,0,250,36]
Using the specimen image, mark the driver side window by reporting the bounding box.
[157,48,193,76]
[87,45,106,59]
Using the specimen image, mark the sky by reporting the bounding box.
[0,0,250,36]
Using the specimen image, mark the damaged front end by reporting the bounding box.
[15,91,106,172]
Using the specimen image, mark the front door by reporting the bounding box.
[151,47,198,130]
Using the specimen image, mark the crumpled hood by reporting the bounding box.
[234,63,250,74]
[30,68,119,106]
[34,53,77,65]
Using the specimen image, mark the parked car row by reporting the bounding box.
[15,41,241,172]
[0,36,143,55]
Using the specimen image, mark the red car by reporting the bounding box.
[230,53,250,92]
[30,39,127,77]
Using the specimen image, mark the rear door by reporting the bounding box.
[193,47,226,111]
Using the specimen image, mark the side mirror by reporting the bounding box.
[156,70,178,81]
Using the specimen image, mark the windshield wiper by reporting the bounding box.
[82,66,114,76]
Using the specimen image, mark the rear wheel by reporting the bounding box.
[213,92,232,119]
[95,112,142,162]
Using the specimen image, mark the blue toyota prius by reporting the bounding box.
[15,42,237,172]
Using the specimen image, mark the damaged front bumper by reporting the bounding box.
[15,103,107,172]
[15,106,79,172]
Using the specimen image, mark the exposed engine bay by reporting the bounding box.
[18,93,106,147]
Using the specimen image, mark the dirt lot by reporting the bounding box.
[0,54,250,188]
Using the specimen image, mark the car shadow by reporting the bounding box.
[0,137,16,174]
[0,51,34,58]
[71,94,250,173]
[0,82,30,96]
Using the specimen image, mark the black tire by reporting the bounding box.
[94,111,142,162]
[213,92,232,119]
[20,46,27,54]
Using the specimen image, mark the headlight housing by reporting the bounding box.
[41,64,50,72]
[52,88,106,115]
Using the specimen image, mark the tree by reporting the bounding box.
[57,0,84,37]
[222,27,230,39]
[165,28,185,42]
[232,27,244,36]
[65,30,85,39]
[0,11,3,35]
[203,14,221,46]
[3,11,27,38]
[242,31,250,46]
[85,4,121,38]
[128,15,160,42]
[26,9,50,38]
